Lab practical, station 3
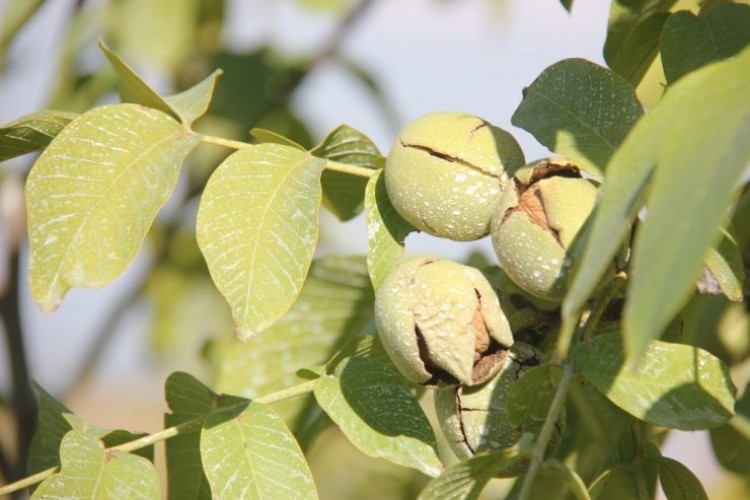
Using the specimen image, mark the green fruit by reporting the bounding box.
[374,256,514,386]
[490,159,599,302]
[434,342,563,476]
[385,112,525,241]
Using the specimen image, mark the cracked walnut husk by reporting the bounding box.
[490,158,599,301]
[374,256,514,387]
[384,112,525,241]
[434,342,564,476]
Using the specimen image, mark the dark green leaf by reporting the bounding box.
[624,47,750,358]
[0,110,77,162]
[102,430,153,462]
[660,4,750,84]
[709,382,750,473]
[314,355,442,477]
[542,459,591,500]
[33,429,159,499]
[511,58,643,177]
[655,456,708,500]
[506,363,562,427]
[196,144,326,338]
[28,385,75,475]
[417,449,522,500]
[311,124,381,221]
[611,12,671,86]
[571,333,736,430]
[364,169,415,290]
[559,0,573,13]
[200,403,317,499]
[603,0,677,67]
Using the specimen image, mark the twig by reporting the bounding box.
[0,249,37,485]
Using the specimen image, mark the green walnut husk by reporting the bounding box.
[490,159,599,302]
[385,112,525,241]
[374,256,514,387]
[434,342,563,476]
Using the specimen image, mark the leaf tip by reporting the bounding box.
[235,326,258,342]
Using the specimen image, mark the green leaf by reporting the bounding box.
[32,429,159,499]
[26,103,199,312]
[709,382,750,474]
[562,46,750,359]
[506,363,562,427]
[559,0,573,13]
[364,169,415,290]
[571,333,736,430]
[205,256,374,420]
[28,385,75,475]
[417,449,522,500]
[0,110,77,162]
[511,58,643,177]
[542,459,591,500]
[250,127,305,149]
[603,0,677,67]
[196,143,326,338]
[99,40,222,125]
[102,430,154,462]
[200,402,317,499]
[313,355,443,477]
[611,12,671,86]
[660,4,750,85]
[655,456,708,500]
[698,227,745,301]
[164,372,226,500]
[624,47,750,359]
[311,124,381,221]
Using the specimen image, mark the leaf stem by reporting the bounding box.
[518,363,574,500]
[0,379,318,495]
[201,134,254,150]
[324,160,375,178]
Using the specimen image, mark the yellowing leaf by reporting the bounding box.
[26,104,199,312]
[196,144,325,338]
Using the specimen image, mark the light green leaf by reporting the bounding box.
[660,4,750,85]
[196,144,325,338]
[164,69,224,126]
[200,402,317,500]
[417,449,522,500]
[506,364,562,427]
[571,333,736,430]
[542,459,591,500]
[32,429,159,499]
[562,46,750,359]
[611,12,671,86]
[26,103,199,312]
[250,127,305,149]
[314,355,443,477]
[99,40,222,125]
[28,385,75,475]
[205,256,374,421]
[655,456,708,500]
[709,382,750,474]
[603,0,677,67]
[698,227,745,301]
[0,110,77,161]
[624,47,750,359]
[511,58,643,177]
[364,169,415,290]
[311,124,381,221]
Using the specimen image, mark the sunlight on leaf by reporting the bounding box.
[26,104,199,312]
[196,143,325,338]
